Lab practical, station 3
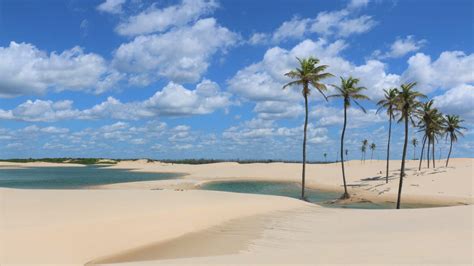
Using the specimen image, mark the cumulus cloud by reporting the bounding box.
[97,0,127,14]
[271,17,312,43]
[222,118,328,146]
[113,18,239,84]
[247,1,376,44]
[402,51,474,93]
[312,105,384,128]
[433,84,474,121]
[0,42,119,97]
[0,99,80,122]
[115,0,218,36]
[229,38,401,120]
[0,80,231,122]
[374,35,426,59]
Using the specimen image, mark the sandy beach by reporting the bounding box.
[0,158,473,265]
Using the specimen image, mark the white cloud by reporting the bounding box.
[272,17,311,43]
[374,35,426,59]
[0,42,119,97]
[347,0,370,9]
[248,32,269,45]
[143,80,231,116]
[229,38,401,120]
[312,105,384,128]
[254,101,304,120]
[0,80,231,122]
[97,0,127,14]
[0,99,80,122]
[309,9,376,37]
[115,0,218,36]
[402,51,474,93]
[247,1,376,45]
[433,84,474,121]
[113,18,239,84]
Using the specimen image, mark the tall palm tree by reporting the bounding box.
[411,138,418,160]
[361,145,366,162]
[429,111,444,168]
[418,101,443,169]
[329,76,369,199]
[369,143,376,161]
[362,139,368,162]
[395,82,425,209]
[324,153,327,162]
[443,115,465,167]
[345,149,348,161]
[283,57,333,200]
[377,88,398,183]
[417,100,436,170]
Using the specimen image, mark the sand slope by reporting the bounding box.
[0,188,307,265]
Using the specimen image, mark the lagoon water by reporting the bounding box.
[200,181,438,209]
[0,165,180,189]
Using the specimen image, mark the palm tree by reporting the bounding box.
[443,115,465,167]
[411,138,418,160]
[417,100,437,170]
[329,76,369,199]
[324,153,328,162]
[377,88,398,183]
[361,145,366,162]
[395,82,425,209]
[345,149,348,161]
[430,111,444,168]
[362,139,368,162]
[418,101,444,169]
[283,57,333,200]
[369,143,376,161]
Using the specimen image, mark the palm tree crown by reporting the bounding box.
[376,88,399,119]
[329,77,369,109]
[443,114,466,167]
[396,82,426,122]
[283,57,333,98]
[444,115,465,143]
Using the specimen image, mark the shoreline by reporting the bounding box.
[94,158,473,206]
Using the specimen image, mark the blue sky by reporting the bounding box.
[0,0,472,160]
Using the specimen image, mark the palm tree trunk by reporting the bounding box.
[340,104,349,199]
[396,115,409,209]
[413,145,416,160]
[301,93,308,200]
[418,135,427,170]
[385,116,392,183]
[371,150,374,161]
[446,138,453,167]
[427,138,431,168]
[432,139,436,168]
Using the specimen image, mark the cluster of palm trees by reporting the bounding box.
[359,140,376,162]
[283,57,465,208]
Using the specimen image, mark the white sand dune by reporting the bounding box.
[0,158,472,265]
